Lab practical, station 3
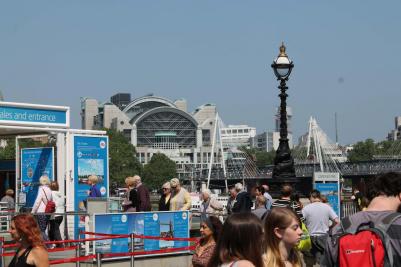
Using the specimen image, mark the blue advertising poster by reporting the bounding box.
[74,135,108,238]
[315,183,340,216]
[20,147,54,208]
[93,211,190,258]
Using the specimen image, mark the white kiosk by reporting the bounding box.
[0,101,108,238]
[313,172,341,217]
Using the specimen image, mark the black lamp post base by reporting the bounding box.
[272,152,296,179]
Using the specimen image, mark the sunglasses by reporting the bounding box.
[162,188,169,190]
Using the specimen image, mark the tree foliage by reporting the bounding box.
[0,137,54,160]
[239,146,276,167]
[347,138,401,162]
[142,153,176,190]
[107,129,142,187]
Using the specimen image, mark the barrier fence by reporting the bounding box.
[0,230,199,267]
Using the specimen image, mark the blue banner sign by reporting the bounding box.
[20,147,54,208]
[93,211,190,258]
[0,104,67,126]
[315,183,340,216]
[74,135,108,238]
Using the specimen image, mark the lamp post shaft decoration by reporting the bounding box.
[271,43,296,180]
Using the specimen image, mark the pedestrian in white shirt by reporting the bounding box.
[32,175,53,240]
[49,181,65,247]
[302,189,339,267]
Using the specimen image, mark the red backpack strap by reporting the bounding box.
[41,188,49,204]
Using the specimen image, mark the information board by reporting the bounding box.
[314,172,340,216]
[315,183,340,216]
[73,135,109,238]
[93,211,190,258]
[20,147,54,208]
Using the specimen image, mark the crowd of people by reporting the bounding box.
[191,172,401,267]
[121,176,192,213]
[3,171,401,267]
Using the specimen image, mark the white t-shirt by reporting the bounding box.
[302,202,338,235]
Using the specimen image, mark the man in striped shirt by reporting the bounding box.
[271,184,304,222]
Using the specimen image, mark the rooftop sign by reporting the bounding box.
[0,102,69,128]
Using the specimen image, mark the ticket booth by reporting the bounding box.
[0,101,108,238]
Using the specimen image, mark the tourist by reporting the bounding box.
[252,195,269,220]
[87,175,101,197]
[8,213,49,267]
[322,172,401,266]
[1,188,15,210]
[158,181,171,211]
[208,213,264,267]
[351,187,363,211]
[226,186,237,215]
[271,184,304,222]
[302,190,339,267]
[262,184,273,210]
[290,193,303,210]
[192,216,223,267]
[134,175,151,211]
[263,208,303,267]
[169,178,191,211]
[122,176,138,212]
[232,183,252,213]
[49,181,65,247]
[32,175,52,240]
[253,185,264,198]
[200,189,223,222]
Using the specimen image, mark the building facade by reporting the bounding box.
[220,125,256,148]
[81,94,225,181]
[387,116,401,141]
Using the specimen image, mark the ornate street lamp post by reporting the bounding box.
[271,43,296,180]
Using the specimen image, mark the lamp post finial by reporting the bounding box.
[279,42,287,57]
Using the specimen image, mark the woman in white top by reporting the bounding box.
[31,175,52,239]
[49,181,65,247]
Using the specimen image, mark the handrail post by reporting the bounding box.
[76,241,81,267]
[0,237,5,267]
[96,252,102,267]
[130,233,135,267]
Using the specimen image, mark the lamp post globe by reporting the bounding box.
[271,42,296,180]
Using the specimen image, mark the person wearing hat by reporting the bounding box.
[169,178,191,211]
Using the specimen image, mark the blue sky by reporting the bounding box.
[1,1,400,145]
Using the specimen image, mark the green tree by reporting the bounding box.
[255,150,276,167]
[0,137,53,160]
[142,153,176,190]
[348,138,376,162]
[0,138,16,159]
[239,146,275,167]
[107,129,142,187]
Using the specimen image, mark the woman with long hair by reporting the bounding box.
[192,216,223,267]
[8,214,49,267]
[208,213,264,267]
[264,208,303,267]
